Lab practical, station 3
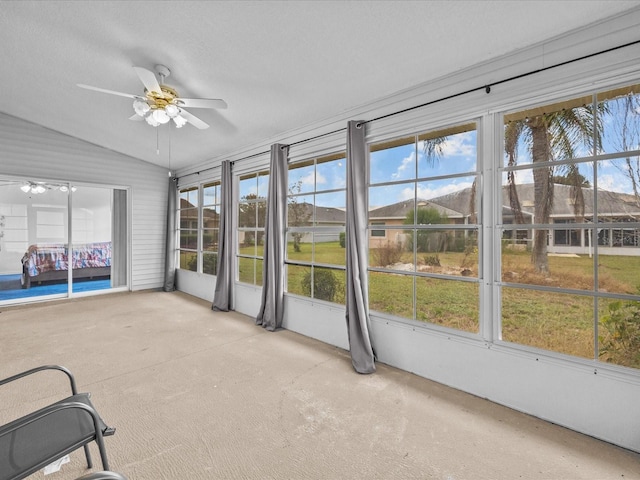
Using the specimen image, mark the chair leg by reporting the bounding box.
[83,444,93,468]
[94,433,111,471]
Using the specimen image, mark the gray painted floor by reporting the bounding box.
[1,290,639,479]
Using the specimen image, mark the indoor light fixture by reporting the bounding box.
[133,93,189,128]
[131,68,189,128]
[20,182,47,194]
[78,64,223,130]
[20,182,76,194]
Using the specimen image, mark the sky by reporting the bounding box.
[369,130,477,208]
[368,93,640,208]
[507,94,640,195]
[239,92,640,210]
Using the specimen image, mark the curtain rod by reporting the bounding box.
[178,38,640,181]
[360,38,640,126]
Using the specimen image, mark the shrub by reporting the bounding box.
[186,253,218,274]
[460,239,478,269]
[599,294,640,368]
[339,232,346,248]
[404,207,449,253]
[371,240,403,267]
[202,253,218,275]
[301,268,338,302]
[423,254,441,266]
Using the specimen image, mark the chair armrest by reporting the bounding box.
[0,365,77,395]
[75,472,127,480]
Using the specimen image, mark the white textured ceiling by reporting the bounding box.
[1,1,639,172]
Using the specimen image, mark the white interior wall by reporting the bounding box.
[177,11,640,453]
[0,113,169,291]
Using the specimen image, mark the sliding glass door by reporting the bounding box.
[0,178,128,303]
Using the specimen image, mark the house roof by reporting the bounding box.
[369,199,462,221]
[290,202,345,225]
[427,183,640,220]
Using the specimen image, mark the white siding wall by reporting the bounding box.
[0,112,168,291]
[176,10,640,454]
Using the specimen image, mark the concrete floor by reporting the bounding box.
[1,290,639,479]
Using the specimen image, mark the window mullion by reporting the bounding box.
[482,113,498,342]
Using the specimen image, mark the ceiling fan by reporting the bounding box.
[77,65,227,129]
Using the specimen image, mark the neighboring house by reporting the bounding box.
[497,184,640,255]
[180,197,219,250]
[180,198,219,229]
[368,198,465,249]
[288,201,346,244]
[371,184,640,255]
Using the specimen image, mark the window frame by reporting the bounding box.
[497,81,640,369]
[366,121,481,335]
[178,185,200,272]
[236,170,269,286]
[177,179,222,275]
[201,180,221,276]
[285,152,347,304]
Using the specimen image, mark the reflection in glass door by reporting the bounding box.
[71,186,127,293]
[0,179,128,303]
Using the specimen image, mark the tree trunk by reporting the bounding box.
[530,121,553,275]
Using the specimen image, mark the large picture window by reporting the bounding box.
[501,83,640,369]
[178,181,221,275]
[237,171,269,285]
[178,186,198,272]
[286,153,346,304]
[202,181,220,275]
[368,123,480,333]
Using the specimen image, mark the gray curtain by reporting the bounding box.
[163,176,177,292]
[212,161,233,311]
[256,144,289,331]
[111,189,127,288]
[346,121,376,373]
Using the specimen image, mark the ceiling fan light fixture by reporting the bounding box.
[133,98,151,117]
[20,184,31,193]
[173,115,187,128]
[164,103,180,118]
[145,115,160,127]
[152,108,170,124]
[79,65,220,131]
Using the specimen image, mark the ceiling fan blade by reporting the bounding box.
[177,98,228,109]
[77,84,142,100]
[180,109,209,129]
[133,66,162,96]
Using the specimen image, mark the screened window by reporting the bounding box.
[178,186,198,271]
[286,153,346,304]
[237,171,269,285]
[553,220,581,247]
[501,83,640,369]
[371,222,386,237]
[177,181,221,275]
[202,181,220,275]
[368,122,479,333]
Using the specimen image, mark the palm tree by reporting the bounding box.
[610,92,640,207]
[422,131,478,224]
[504,104,601,275]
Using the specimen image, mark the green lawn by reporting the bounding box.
[235,241,640,369]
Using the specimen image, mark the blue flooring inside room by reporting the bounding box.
[0,274,111,301]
